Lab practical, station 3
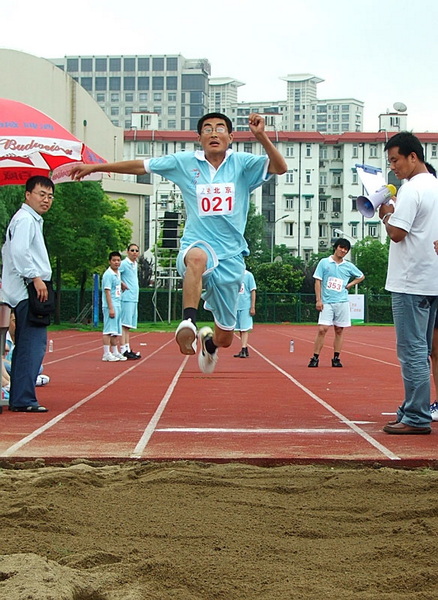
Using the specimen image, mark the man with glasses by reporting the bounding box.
[70,112,287,373]
[1,176,54,412]
[119,243,141,359]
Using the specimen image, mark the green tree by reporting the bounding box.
[353,236,389,294]
[242,201,269,270]
[252,261,304,293]
[43,181,132,320]
[0,185,25,242]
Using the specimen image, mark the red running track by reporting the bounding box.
[0,325,436,466]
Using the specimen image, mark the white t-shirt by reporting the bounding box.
[385,172,438,294]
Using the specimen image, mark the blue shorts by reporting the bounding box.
[103,306,122,335]
[121,301,138,329]
[235,308,253,332]
[177,242,245,330]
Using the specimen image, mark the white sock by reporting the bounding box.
[103,345,110,355]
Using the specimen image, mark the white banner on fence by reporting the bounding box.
[349,294,365,324]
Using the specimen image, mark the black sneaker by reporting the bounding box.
[244,347,249,357]
[332,357,343,367]
[233,349,245,358]
[308,357,319,367]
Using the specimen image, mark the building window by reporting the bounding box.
[304,197,312,210]
[124,77,136,91]
[351,196,357,211]
[168,92,177,102]
[285,171,294,184]
[306,144,312,157]
[352,171,358,185]
[285,196,294,210]
[319,224,327,237]
[320,173,327,186]
[166,76,178,90]
[95,77,107,91]
[66,58,79,72]
[352,144,359,158]
[96,93,105,102]
[153,106,162,114]
[139,93,148,101]
[168,120,176,128]
[109,58,121,71]
[138,77,150,90]
[125,107,133,115]
[368,224,378,237]
[166,57,178,70]
[320,146,328,160]
[332,198,341,212]
[305,170,311,184]
[125,93,134,102]
[81,58,93,71]
[111,120,119,126]
[168,105,176,115]
[319,199,327,212]
[152,57,165,71]
[333,146,342,159]
[351,224,358,237]
[152,76,164,90]
[124,57,136,71]
[432,144,437,158]
[81,77,92,91]
[286,144,294,157]
[153,93,162,101]
[333,172,342,186]
[304,222,311,237]
[369,144,378,158]
[138,57,149,71]
[109,77,121,91]
[136,142,150,155]
[110,107,119,116]
[95,58,107,71]
[110,93,119,101]
[286,222,294,236]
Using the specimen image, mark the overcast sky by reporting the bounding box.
[3,0,438,132]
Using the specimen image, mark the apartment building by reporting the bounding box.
[209,73,364,133]
[50,54,211,131]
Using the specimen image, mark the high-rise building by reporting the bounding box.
[50,54,211,131]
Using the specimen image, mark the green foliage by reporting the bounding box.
[43,181,132,287]
[353,236,389,293]
[243,202,269,270]
[0,185,24,242]
[252,261,304,293]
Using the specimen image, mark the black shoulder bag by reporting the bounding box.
[27,280,56,326]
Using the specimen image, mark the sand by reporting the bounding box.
[0,460,437,600]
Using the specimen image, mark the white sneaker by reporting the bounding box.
[430,402,438,422]
[112,352,127,361]
[197,326,218,374]
[35,374,50,386]
[175,318,197,355]
[102,353,120,362]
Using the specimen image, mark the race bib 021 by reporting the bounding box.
[196,183,235,217]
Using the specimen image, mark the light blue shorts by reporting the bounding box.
[235,308,253,332]
[103,306,122,335]
[318,302,351,328]
[177,242,245,330]
[121,301,138,329]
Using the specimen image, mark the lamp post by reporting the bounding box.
[271,215,288,262]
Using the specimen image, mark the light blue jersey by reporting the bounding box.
[101,267,122,309]
[146,149,270,260]
[314,257,363,304]
[237,270,257,310]
[119,257,139,302]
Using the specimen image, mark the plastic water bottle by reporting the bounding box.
[290,340,294,352]
[49,339,54,352]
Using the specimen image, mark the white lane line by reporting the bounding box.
[156,428,351,434]
[249,346,401,461]
[130,357,189,459]
[0,340,174,457]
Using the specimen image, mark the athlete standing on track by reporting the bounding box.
[70,112,287,374]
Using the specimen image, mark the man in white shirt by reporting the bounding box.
[2,176,54,413]
[380,132,438,434]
